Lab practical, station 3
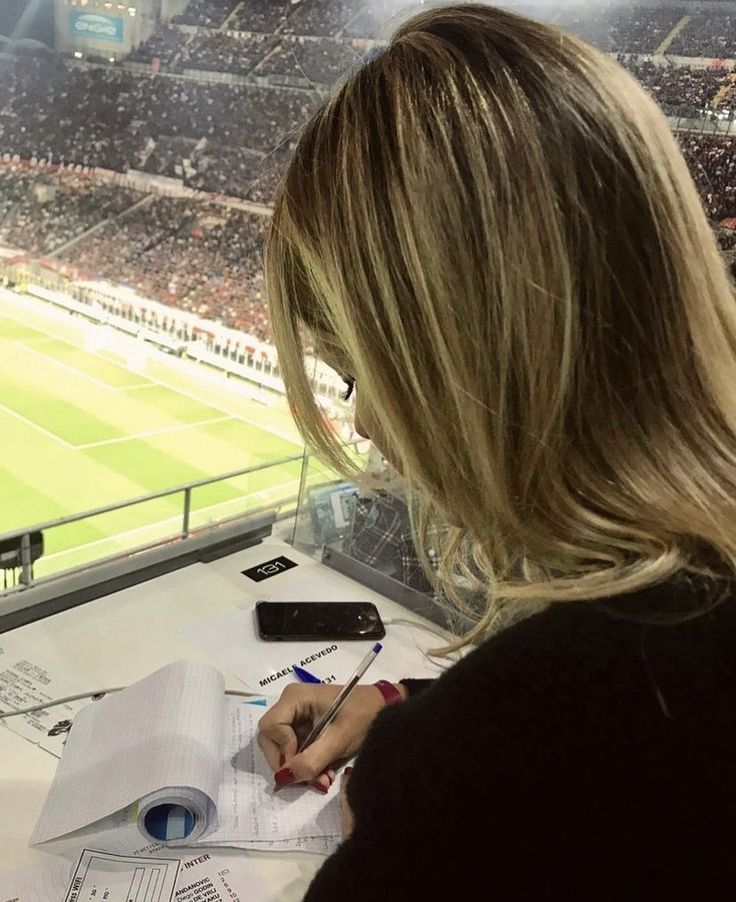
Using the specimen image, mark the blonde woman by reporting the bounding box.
[257,4,736,898]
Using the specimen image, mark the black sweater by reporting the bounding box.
[303,573,736,901]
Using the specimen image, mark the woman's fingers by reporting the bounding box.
[258,682,388,790]
[257,683,338,771]
[256,719,300,772]
[274,722,352,786]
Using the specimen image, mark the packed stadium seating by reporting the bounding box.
[679,133,736,221]
[97,202,271,342]
[669,12,736,58]
[618,56,735,116]
[178,32,279,76]
[4,0,736,345]
[171,0,240,29]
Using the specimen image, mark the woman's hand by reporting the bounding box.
[257,682,406,792]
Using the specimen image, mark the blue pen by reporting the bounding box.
[293,665,321,684]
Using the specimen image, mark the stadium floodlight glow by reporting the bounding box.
[74,50,83,58]
[108,56,115,63]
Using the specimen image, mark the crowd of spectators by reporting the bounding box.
[255,36,360,86]
[0,56,151,172]
[228,0,298,34]
[171,0,240,29]
[7,1,736,343]
[282,0,365,37]
[670,13,736,59]
[0,54,318,178]
[183,143,288,203]
[678,133,736,222]
[127,26,185,66]
[619,56,734,115]
[178,32,278,76]
[552,6,684,54]
[0,163,139,255]
[59,196,272,340]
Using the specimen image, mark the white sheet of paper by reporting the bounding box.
[0,639,89,758]
[180,604,447,695]
[0,847,299,902]
[0,859,70,902]
[201,701,342,846]
[208,836,338,855]
[173,850,299,902]
[63,849,180,902]
[31,661,225,844]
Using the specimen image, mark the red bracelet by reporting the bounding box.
[374,680,404,706]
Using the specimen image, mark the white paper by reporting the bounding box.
[174,850,299,902]
[0,859,70,902]
[209,836,338,855]
[180,604,446,694]
[63,849,179,902]
[0,640,91,758]
[31,661,225,845]
[200,701,341,847]
[0,847,301,902]
[30,663,341,852]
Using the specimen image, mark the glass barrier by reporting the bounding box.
[0,453,305,591]
[291,445,437,602]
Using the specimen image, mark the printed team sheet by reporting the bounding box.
[62,850,180,902]
[0,846,301,902]
[0,639,93,758]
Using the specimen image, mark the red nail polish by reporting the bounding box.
[345,766,353,776]
[279,753,285,768]
[274,767,296,788]
[312,782,328,795]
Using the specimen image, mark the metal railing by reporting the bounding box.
[0,451,307,589]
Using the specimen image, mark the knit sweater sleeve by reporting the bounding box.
[397,677,433,697]
[301,594,733,900]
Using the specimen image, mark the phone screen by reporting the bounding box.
[255,601,386,641]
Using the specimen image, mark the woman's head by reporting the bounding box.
[266,3,736,639]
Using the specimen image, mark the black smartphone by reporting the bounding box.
[255,601,386,642]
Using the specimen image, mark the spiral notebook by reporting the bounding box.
[30,660,343,852]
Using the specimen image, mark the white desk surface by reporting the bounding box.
[0,538,443,898]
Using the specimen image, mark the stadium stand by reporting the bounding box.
[255,36,361,86]
[177,32,279,76]
[679,133,736,222]
[669,12,736,58]
[127,26,186,66]
[171,0,240,28]
[618,56,735,116]
[227,0,301,34]
[4,0,736,346]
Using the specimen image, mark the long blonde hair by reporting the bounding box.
[265,2,736,650]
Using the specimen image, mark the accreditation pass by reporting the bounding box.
[63,849,180,902]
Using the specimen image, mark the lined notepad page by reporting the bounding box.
[203,700,342,846]
[31,660,225,844]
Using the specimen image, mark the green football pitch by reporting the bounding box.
[0,293,310,580]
